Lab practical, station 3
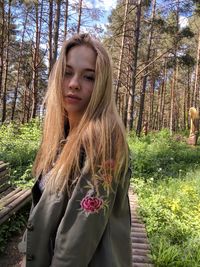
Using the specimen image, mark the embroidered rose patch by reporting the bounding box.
[79,159,114,215]
[80,195,103,214]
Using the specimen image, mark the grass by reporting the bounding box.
[129,130,200,267]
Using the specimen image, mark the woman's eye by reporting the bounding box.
[84,75,95,81]
[65,71,72,76]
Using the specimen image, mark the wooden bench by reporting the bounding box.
[0,161,32,225]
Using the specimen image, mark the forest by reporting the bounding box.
[0,0,200,266]
[0,0,199,135]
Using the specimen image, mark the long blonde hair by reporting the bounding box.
[33,33,129,193]
[189,107,199,135]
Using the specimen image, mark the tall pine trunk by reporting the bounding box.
[48,0,53,76]
[115,0,129,106]
[77,0,83,33]
[128,0,142,131]
[136,0,156,136]
[11,11,28,121]
[63,0,69,40]
[1,0,11,123]
[0,0,5,99]
[52,0,61,66]
[193,30,200,108]
[31,0,43,119]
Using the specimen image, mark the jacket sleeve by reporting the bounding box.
[51,159,121,267]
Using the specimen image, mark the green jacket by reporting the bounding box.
[19,160,132,267]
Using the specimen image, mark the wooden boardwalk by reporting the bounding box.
[129,190,154,267]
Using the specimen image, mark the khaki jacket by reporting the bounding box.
[19,159,132,267]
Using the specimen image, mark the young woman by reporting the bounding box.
[19,33,132,267]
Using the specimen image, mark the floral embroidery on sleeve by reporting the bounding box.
[80,195,103,213]
[79,159,115,216]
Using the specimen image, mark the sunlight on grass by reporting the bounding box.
[129,130,200,266]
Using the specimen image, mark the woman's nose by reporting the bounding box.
[68,75,80,90]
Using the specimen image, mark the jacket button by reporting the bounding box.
[27,222,34,231]
[27,254,34,261]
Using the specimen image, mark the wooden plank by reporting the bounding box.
[132,248,151,256]
[129,189,154,267]
[132,255,151,263]
[131,232,147,239]
[132,237,147,244]
[0,183,11,194]
[0,187,13,199]
[0,188,21,201]
[0,163,9,172]
[131,227,146,233]
[0,189,31,221]
[0,191,31,225]
[0,175,9,188]
[131,218,143,224]
[132,263,153,267]
[132,223,145,229]
[132,243,150,250]
[0,189,26,207]
[0,168,9,179]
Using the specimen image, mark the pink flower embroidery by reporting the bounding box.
[80,195,103,213]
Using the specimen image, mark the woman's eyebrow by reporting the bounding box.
[84,68,95,73]
[66,64,95,72]
[66,64,72,69]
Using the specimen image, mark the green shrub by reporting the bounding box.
[128,129,200,181]
[0,120,41,187]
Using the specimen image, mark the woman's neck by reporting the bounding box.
[68,114,81,132]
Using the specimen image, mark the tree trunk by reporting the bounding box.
[1,0,11,123]
[0,0,5,99]
[63,0,69,40]
[187,68,191,129]
[48,0,53,76]
[31,0,44,119]
[115,0,129,106]
[52,0,61,66]
[128,0,142,131]
[159,59,167,129]
[123,46,131,128]
[193,30,200,107]
[11,11,28,121]
[77,0,83,33]
[169,0,179,135]
[148,75,155,130]
[169,65,179,134]
[136,0,156,136]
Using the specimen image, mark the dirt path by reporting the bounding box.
[0,229,24,267]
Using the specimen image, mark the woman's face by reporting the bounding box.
[62,45,96,123]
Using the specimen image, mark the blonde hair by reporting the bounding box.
[189,107,199,135]
[33,33,129,193]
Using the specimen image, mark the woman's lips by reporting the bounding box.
[65,94,81,104]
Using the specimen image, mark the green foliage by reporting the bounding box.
[133,174,200,266]
[0,120,41,187]
[128,129,200,181]
[129,130,200,266]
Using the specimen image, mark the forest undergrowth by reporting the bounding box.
[0,122,200,266]
[129,130,200,267]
